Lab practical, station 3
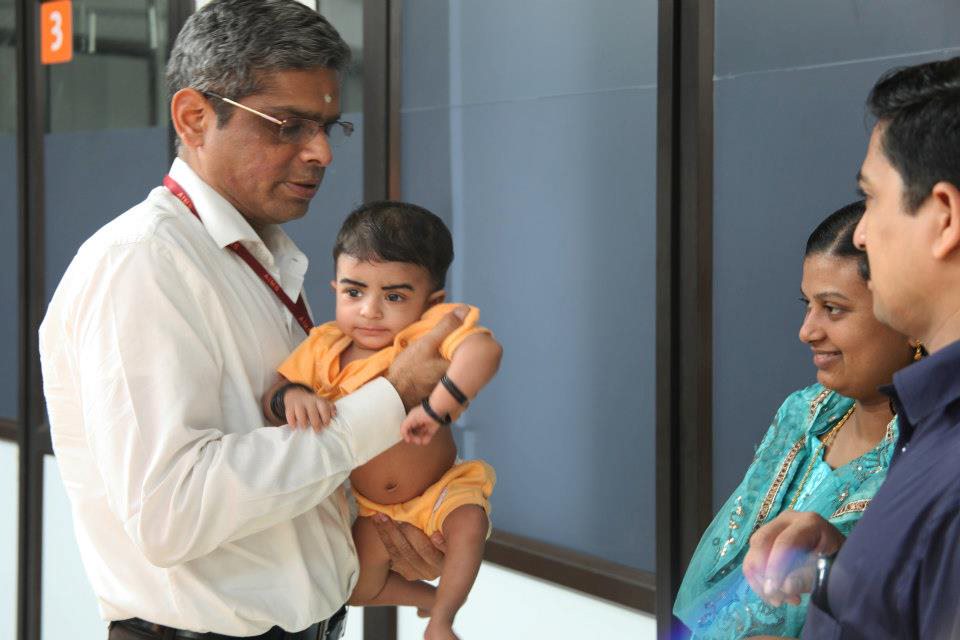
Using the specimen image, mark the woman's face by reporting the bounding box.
[799,253,913,400]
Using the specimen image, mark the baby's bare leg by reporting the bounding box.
[425,505,489,639]
[349,515,436,611]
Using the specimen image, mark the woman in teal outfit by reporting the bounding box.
[674,201,921,639]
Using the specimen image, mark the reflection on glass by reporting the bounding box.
[46,0,169,132]
[43,1,172,300]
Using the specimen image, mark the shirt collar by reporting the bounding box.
[891,338,960,425]
[168,157,261,251]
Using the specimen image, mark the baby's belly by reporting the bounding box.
[350,426,457,505]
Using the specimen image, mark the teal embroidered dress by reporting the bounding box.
[674,383,897,639]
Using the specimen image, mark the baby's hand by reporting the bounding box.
[401,405,442,445]
[284,387,337,431]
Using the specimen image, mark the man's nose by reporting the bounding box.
[301,130,333,166]
[853,216,867,250]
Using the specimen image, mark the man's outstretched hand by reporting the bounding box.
[742,510,845,606]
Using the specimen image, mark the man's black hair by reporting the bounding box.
[333,201,454,291]
[867,56,960,212]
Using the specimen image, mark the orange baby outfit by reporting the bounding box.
[354,459,495,536]
[276,303,496,534]
[277,303,490,400]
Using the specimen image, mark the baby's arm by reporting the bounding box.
[401,333,502,445]
[262,375,337,431]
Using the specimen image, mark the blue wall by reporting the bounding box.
[712,1,960,509]
[401,0,658,571]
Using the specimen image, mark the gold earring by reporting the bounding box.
[912,341,925,361]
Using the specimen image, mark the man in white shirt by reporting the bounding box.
[38,1,455,638]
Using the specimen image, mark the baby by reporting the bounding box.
[262,201,501,640]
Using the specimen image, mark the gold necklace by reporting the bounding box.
[788,404,856,510]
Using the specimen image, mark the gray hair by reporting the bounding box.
[166,0,351,125]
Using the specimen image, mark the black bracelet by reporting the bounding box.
[420,397,452,425]
[440,374,470,407]
[270,382,314,422]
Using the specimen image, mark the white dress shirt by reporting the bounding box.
[39,158,405,634]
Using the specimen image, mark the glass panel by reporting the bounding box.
[0,442,18,638]
[44,0,171,301]
[400,0,657,571]
[43,455,103,639]
[0,0,17,420]
[284,0,364,323]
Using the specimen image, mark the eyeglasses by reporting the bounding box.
[206,93,354,147]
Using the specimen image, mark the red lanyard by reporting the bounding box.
[163,175,314,335]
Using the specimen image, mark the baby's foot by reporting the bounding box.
[423,618,459,640]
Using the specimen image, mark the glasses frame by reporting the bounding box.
[205,92,354,146]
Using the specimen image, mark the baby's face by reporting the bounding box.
[331,255,443,352]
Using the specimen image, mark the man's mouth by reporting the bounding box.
[285,180,320,199]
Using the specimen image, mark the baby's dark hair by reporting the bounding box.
[333,201,454,291]
[804,200,869,280]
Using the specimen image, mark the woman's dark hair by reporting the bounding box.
[805,200,869,280]
[333,201,454,291]
[867,57,960,213]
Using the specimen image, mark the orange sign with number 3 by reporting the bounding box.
[41,1,73,65]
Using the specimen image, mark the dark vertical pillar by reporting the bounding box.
[363,0,401,203]
[655,0,714,638]
[16,0,45,638]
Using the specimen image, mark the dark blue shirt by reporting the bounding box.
[802,340,960,640]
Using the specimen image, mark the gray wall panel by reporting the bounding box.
[402,1,658,570]
[712,48,960,509]
[454,90,656,569]
[716,0,960,76]
[456,0,657,105]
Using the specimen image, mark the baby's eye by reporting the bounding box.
[386,293,405,303]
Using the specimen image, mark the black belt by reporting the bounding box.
[111,606,347,640]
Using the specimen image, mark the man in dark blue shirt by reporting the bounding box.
[743,57,960,639]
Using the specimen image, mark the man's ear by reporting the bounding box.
[170,88,213,150]
[930,181,960,260]
[330,279,338,292]
[427,289,446,306]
